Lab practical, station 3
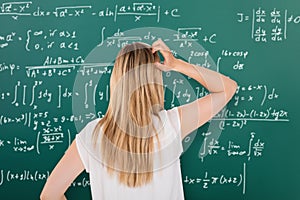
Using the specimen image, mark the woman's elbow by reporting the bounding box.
[225,79,238,100]
[230,80,238,93]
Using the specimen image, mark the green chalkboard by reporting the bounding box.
[0,0,299,199]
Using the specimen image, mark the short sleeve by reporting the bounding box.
[75,119,100,173]
[152,107,183,169]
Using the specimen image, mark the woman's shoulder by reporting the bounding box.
[76,118,101,141]
[156,107,180,125]
[85,118,101,129]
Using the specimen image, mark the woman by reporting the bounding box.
[40,39,237,199]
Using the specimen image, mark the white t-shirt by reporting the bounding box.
[76,107,184,200]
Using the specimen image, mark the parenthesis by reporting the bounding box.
[6,170,10,182]
[0,170,3,186]
[0,115,3,125]
[240,120,246,129]
[266,107,271,119]
[218,120,225,130]
[36,131,40,155]
[243,109,246,118]
[24,112,27,126]
[225,109,229,118]
[237,173,243,186]
[82,177,85,187]
[260,85,267,106]
[25,30,31,52]
[250,109,254,118]
[219,175,225,184]
[216,57,221,73]
[93,84,97,106]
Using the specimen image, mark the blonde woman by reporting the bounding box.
[40,39,237,200]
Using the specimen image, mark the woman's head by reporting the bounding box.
[109,42,164,128]
[110,42,161,94]
[93,42,164,187]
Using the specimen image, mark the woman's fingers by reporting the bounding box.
[153,61,170,72]
[152,39,170,54]
[152,39,177,72]
[152,39,173,65]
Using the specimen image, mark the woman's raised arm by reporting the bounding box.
[152,39,237,139]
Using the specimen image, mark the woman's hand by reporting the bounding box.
[151,39,179,72]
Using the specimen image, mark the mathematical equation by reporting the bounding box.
[0,77,288,115]
[0,100,286,154]
[167,79,283,108]
[0,128,72,154]
[237,7,300,42]
[0,168,89,188]
[0,29,79,51]
[98,26,217,48]
[0,1,180,21]
[0,26,217,52]
[0,25,290,157]
[0,169,49,186]
[197,132,264,161]
[0,25,250,86]
[183,163,247,194]
[0,2,293,197]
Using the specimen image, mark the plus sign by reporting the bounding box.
[203,36,208,42]
[164,10,169,15]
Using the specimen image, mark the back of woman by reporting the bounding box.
[40,40,237,200]
[76,42,185,199]
[76,107,184,199]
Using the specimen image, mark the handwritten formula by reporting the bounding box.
[0,1,295,199]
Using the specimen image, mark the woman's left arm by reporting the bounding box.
[40,140,85,200]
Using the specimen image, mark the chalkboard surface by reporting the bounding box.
[0,0,299,199]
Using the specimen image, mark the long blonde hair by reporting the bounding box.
[92,42,164,187]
